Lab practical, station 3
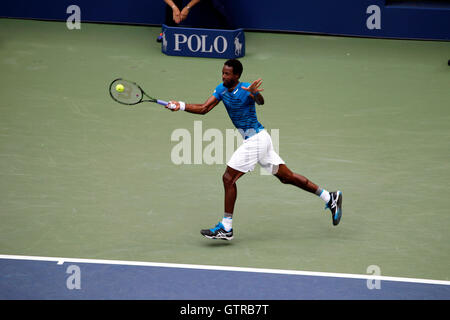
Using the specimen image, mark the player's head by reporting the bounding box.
[224,59,243,77]
[222,59,242,88]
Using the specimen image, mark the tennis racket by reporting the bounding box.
[109,78,168,107]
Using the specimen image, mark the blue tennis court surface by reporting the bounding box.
[1,255,449,300]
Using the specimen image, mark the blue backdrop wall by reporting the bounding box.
[1,0,450,40]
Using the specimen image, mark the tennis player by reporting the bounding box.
[167,59,342,240]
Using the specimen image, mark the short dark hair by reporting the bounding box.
[224,59,243,77]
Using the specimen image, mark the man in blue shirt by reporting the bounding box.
[167,59,342,240]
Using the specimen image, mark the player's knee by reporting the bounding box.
[222,172,234,187]
[276,172,292,184]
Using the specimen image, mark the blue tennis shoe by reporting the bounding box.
[325,191,343,226]
[201,222,233,240]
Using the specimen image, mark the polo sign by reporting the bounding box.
[161,24,245,59]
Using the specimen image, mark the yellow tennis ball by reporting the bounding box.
[116,84,124,92]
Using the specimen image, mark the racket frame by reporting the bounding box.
[109,78,168,106]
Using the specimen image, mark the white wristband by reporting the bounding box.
[179,101,186,111]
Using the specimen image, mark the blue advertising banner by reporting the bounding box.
[161,24,245,59]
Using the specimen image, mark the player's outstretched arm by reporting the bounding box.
[242,78,264,105]
[166,96,220,114]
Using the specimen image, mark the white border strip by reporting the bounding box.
[1,254,449,286]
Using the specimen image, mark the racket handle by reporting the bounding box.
[157,99,168,106]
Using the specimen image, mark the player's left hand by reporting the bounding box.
[242,78,264,95]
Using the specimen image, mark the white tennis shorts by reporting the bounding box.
[227,129,285,174]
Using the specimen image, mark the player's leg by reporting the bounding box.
[274,164,319,194]
[257,131,342,225]
[201,132,259,240]
[274,164,343,225]
[223,165,245,215]
[200,166,245,240]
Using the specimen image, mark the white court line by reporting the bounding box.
[0,254,449,286]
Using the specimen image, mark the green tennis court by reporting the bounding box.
[1,18,449,282]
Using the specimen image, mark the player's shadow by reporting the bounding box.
[199,239,235,247]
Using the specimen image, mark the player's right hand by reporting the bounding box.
[166,100,180,111]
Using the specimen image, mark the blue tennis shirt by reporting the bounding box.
[213,82,264,139]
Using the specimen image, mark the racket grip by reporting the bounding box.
[157,99,168,106]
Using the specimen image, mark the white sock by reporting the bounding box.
[222,215,232,231]
[317,189,331,204]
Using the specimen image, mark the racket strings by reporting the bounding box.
[109,79,144,105]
